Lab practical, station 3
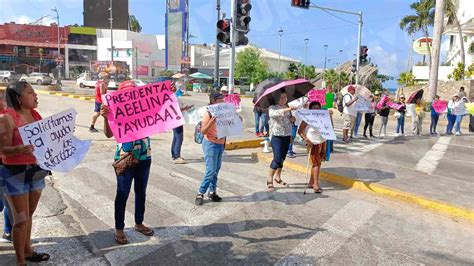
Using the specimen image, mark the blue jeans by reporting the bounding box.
[270,136,291,169]
[115,158,151,230]
[171,125,184,159]
[254,111,269,134]
[353,112,363,137]
[198,139,225,194]
[430,113,439,133]
[3,205,12,234]
[446,113,456,134]
[455,115,464,133]
[288,125,298,152]
[396,115,405,134]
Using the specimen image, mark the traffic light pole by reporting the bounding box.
[214,0,221,88]
[308,4,363,85]
[228,0,237,93]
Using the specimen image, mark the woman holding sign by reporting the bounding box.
[101,80,155,245]
[266,92,297,192]
[0,81,50,263]
[298,101,326,193]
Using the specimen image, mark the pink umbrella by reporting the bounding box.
[254,79,314,109]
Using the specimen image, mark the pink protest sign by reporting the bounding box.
[376,95,389,110]
[225,93,242,112]
[102,81,184,143]
[432,100,448,113]
[387,101,404,111]
[308,89,326,106]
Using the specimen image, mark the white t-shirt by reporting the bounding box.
[305,126,325,145]
[343,93,357,116]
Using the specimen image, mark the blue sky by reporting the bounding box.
[0,0,448,88]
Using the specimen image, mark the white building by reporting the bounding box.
[190,44,300,73]
[444,0,474,68]
[96,29,166,79]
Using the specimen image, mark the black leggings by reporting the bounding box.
[363,113,375,135]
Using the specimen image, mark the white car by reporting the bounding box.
[20,72,53,85]
[132,79,147,86]
[0,71,21,82]
[76,73,117,89]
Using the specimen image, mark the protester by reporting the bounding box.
[323,86,336,153]
[220,85,229,96]
[378,92,390,138]
[90,74,109,133]
[252,95,268,137]
[298,101,326,193]
[453,94,467,135]
[430,95,441,135]
[353,111,363,138]
[0,92,12,242]
[266,92,296,191]
[412,98,425,135]
[342,85,358,143]
[195,92,227,205]
[363,95,376,138]
[395,95,407,136]
[287,97,306,158]
[446,94,458,135]
[171,84,193,164]
[0,81,50,263]
[101,80,154,245]
[458,86,467,98]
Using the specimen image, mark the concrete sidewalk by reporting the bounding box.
[255,134,474,223]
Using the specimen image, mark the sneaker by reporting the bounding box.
[455,131,461,136]
[363,134,368,138]
[173,157,186,164]
[208,192,222,202]
[89,127,99,133]
[1,233,12,242]
[195,194,204,205]
[287,151,296,158]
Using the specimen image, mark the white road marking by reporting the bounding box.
[415,136,452,174]
[277,200,379,265]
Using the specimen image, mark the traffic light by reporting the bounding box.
[291,0,310,9]
[360,45,368,65]
[217,19,231,44]
[236,32,249,46]
[236,0,252,33]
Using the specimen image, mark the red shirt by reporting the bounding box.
[95,80,107,103]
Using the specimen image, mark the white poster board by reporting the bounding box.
[19,108,91,173]
[207,103,243,139]
[406,104,416,117]
[354,95,370,112]
[295,109,336,140]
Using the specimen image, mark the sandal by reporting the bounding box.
[266,181,275,192]
[115,233,129,245]
[313,187,323,193]
[25,252,50,262]
[135,226,154,236]
[274,178,288,187]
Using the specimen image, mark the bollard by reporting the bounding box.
[261,137,272,153]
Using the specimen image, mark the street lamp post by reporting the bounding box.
[323,44,328,72]
[278,28,283,76]
[338,49,343,90]
[109,0,114,62]
[304,38,309,79]
[51,7,61,87]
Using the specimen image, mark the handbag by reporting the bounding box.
[112,143,139,176]
[394,111,401,119]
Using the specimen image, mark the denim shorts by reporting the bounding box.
[1,165,48,196]
[94,102,102,112]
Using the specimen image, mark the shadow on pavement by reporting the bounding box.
[324,167,396,183]
[222,190,329,205]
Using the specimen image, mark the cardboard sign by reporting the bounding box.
[224,93,242,112]
[19,109,91,173]
[432,100,448,113]
[102,81,183,143]
[207,103,243,139]
[308,89,326,106]
[354,96,370,112]
[295,110,336,140]
[387,101,404,111]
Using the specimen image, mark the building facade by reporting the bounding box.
[444,0,474,68]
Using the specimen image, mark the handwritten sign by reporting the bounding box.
[466,103,474,115]
[102,81,183,143]
[224,93,242,112]
[19,109,91,173]
[295,110,336,140]
[308,89,326,106]
[207,103,243,139]
[354,96,370,112]
[387,101,404,111]
[432,100,448,113]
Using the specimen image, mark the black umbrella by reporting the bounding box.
[253,78,282,106]
[254,79,314,109]
[408,89,423,104]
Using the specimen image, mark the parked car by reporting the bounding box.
[76,72,117,89]
[132,79,147,86]
[0,71,21,82]
[20,72,53,85]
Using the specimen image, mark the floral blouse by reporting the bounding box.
[269,105,292,137]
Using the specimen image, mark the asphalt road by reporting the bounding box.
[1,93,473,265]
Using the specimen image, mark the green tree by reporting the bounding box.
[235,47,269,85]
[398,71,416,87]
[447,62,466,81]
[158,70,174,77]
[400,1,434,66]
[323,69,339,88]
[129,15,142,33]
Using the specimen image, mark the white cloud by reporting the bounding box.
[4,14,57,26]
[370,45,400,76]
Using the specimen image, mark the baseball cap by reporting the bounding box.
[209,91,225,101]
[220,85,228,92]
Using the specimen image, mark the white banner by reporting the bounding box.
[184,107,201,125]
[207,103,243,139]
[19,108,91,173]
[295,109,336,140]
[354,95,370,112]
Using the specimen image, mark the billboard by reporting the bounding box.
[165,0,188,71]
[413,37,433,55]
[0,23,69,48]
[84,0,129,30]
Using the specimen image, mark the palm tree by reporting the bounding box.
[129,15,142,33]
[398,71,416,87]
[400,1,435,67]
[323,69,339,88]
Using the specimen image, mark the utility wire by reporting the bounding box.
[320,8,358,25]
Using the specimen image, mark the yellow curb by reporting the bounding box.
[225,139,263,150]
[256,152,474,223]
[53,92,73,96]
[239,95,254,98]
[35,90,57,95]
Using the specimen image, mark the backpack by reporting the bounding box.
[337,93,351,113]
[194,121,204,144]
